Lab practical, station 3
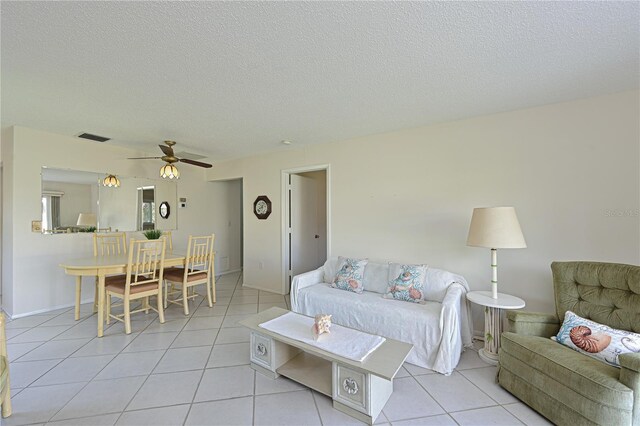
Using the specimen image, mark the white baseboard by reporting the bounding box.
[9,298,94,319]
[216,268,242,277]
[241,282,286,295]
[9,269,246,319]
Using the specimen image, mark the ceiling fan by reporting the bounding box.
[128,140,213,169]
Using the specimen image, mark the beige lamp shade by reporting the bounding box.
[76,213,97,227]
[467,207,526,249]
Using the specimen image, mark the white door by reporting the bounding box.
[290,175,321,281]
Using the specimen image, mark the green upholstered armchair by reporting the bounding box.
[498,261,640,426]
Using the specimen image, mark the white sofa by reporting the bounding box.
[291,257,473,375]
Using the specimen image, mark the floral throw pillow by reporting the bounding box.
[384,263,428,303]
[555,310,640,368]
[331,257,368,294]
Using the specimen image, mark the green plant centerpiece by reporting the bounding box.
[143,229,163,240]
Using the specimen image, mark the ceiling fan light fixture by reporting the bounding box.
[103,174,120,187]
[160,163,180,179]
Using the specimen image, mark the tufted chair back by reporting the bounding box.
[551,261,640,333]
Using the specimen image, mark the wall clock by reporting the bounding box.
[159,201,170,219]
[253,195,272,219]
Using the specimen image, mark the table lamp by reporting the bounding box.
[76,213,97,228]
[467,207,526,299]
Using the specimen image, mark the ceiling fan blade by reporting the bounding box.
[180,158,213,168]
[127,156,163,160]
[158,144,174,157]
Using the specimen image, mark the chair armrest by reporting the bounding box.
[619,353,640,425]
[620,352,640,373]
[506,311,560,337]
[290,267,324,312]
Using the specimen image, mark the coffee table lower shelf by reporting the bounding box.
[276,352,332,397]
[240,308,412,426]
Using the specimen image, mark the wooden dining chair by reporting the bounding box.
[164,234,215,315]
[163,230,173,253]
[90,232,128,313]
[106,238,166,334]
[0,313,12,418]
[93,232,127,256]
[73,233,128,320]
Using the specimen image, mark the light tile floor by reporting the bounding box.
[3,272,552,426]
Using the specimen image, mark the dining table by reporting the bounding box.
[60,253,192,337]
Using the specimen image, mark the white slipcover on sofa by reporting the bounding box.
[291,257,473,375]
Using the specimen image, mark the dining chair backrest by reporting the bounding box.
[125,238,166,294]
[93,232,127,256]
[185,234,215,277]
[96,227,112,233]
[163,230,173,253]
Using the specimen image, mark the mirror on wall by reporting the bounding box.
[41,167,177,234]
[41,168,102,233]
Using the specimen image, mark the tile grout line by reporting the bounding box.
[204,273,237,364]
[184,272,243,426]
[310,390,326,426]
[6,273,242,425]
[5,272,533,426]
[45,305,168,423]
[42,289,209,423]
[116,294,210,419]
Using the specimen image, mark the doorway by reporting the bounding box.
[282,165,330,294]
[211,178,244,275]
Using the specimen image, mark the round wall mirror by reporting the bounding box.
[159,201,170,219]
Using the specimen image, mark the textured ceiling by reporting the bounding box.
[2,1,638,161]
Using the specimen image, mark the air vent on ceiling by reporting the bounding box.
[77,132,111,142]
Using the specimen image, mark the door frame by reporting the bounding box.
[281,164,331,294]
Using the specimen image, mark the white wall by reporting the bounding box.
[0,140,3,303]
[154,179,178,231]
[1,127,14,313]
[207,91,640,333]
[1,126,218,317]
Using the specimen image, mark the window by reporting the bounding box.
[42,193,62,231]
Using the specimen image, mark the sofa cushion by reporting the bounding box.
[501,332,633,411]
[384,263,428,303]
[362,261,390,294]
[423,267,465,302]
[322,257,340,284]
[555,310,640,367]
[331,257,368,294]
[322,257,467,302]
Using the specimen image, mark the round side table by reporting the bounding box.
[466,291,525,365]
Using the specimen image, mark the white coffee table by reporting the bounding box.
[240,307,412,425]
